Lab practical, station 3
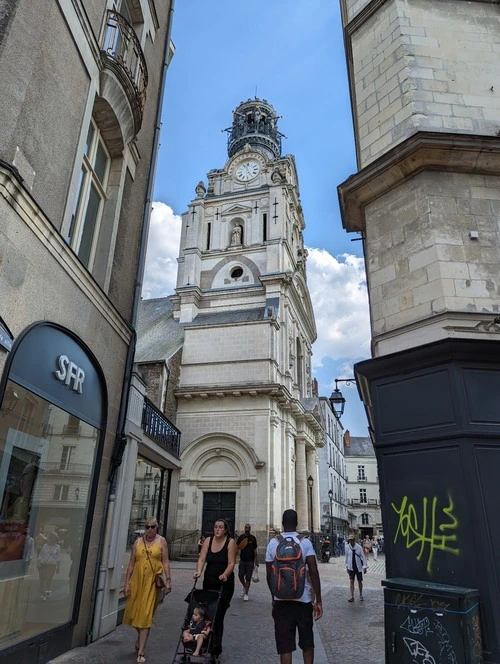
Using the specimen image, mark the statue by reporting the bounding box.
[231,225,242,245]
[195,180,206,197]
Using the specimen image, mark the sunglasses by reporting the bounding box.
[145,525,157,529]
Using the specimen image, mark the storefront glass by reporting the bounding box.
[0,380,98,648]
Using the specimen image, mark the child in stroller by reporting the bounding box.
[182,606,211,658]
[172,585,222,664]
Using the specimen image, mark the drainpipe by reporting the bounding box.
[87,0,176,643]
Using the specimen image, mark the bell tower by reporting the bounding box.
[171,100,322,542]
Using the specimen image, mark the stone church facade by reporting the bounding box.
[170,99,323,543]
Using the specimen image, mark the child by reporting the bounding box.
[182,606,211,657]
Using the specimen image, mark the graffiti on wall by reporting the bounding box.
[391,493,460,573]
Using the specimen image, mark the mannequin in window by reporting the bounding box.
[231,225,242,246]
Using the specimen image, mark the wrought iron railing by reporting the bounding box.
[101,10,148,121]
[41,462,92,475]
[169,529,199,559]
[142,397,180,457]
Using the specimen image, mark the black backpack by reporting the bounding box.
[268,534,306,600]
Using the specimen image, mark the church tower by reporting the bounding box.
[171,99,323,542]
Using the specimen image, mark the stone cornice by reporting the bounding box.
[338,132,500,232]
[0,164,132,344]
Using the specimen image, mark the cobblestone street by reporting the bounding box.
[50,555,385,664]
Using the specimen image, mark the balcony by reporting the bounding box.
[41,462,92,476]
[101,10,148,135]
[142,397,181,458]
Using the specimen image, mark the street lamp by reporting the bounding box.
[328,488,334,546]
[329,378,357,419]
[307,475,314,533]
[151,472,160,517]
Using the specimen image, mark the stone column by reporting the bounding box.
[294,438,308,532]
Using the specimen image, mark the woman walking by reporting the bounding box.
[194,519,237,661]
[123,517,172,663]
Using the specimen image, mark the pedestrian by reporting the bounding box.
[236,523,258,601]
[266,509,323,664]
[372,537,378,561]
[197,533,206,554]
[123,517,172,664]
[37,530,60,600]
[363,535,372,559]
[194,519,237,661]
[345,533,367,602]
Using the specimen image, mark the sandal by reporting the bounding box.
[348,597,354,602]
[360,596,364,601]
[137,655,146,663]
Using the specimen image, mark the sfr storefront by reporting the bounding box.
[0,322,106,662]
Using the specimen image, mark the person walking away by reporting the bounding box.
[37,530,60,599]
[372,537,378,562]
[194,519,237,661]
[266,509,322,664]
[345,534,367,602]
[123,517,172,663]
[236,523,258,601]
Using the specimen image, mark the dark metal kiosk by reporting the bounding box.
[355,338,500,663]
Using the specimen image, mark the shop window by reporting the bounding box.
[0,380,99,648]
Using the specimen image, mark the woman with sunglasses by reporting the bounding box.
[194,519,237,661]
[123,517,172,663]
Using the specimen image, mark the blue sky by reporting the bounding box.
[144,0,371,436]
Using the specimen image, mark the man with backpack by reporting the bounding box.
[265,509,323,664]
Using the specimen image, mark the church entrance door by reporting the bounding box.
[202,492,236,537]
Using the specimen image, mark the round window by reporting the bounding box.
[231,267,243,279]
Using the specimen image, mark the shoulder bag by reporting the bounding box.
[143,536,166,589]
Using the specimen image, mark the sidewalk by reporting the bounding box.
[49,555,385,664]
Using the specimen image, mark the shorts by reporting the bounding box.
[348,569,363,582]
[238,561,254,585]
[272,601,314,655]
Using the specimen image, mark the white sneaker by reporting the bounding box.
[240,589,245,597]
[244,594,249,601]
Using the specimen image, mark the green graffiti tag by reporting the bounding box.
[391,494,460,574]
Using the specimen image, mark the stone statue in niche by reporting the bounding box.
[231,225,242,246]
[195,180,206,197]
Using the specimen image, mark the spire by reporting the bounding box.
[225,98,284,160]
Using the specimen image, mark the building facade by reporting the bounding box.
[344,435,382,539]
[170,99,323,544]
[318,397,348,542]
[338,0,500,659]
[0,1,174,661]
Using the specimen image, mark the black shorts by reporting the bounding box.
[348,569,363,582]
[272,601,314,655]
[238,561,254,585]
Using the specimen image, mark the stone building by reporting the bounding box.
[338,0,500,659]
[344,435,382,539]
[318,397,348,541]
[0,1,174,661]
[165,99,323,544]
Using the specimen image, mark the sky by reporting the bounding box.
[142,0,372,436]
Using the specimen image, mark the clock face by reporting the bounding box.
[236,160,260,181]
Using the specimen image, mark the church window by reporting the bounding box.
[263,213,267,241]
[230,267,243,279]
[206,222,211,250]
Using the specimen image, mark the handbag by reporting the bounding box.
[252,566,259,583]
[143,536,166,589]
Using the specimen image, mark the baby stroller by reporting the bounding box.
[171,582,223,664]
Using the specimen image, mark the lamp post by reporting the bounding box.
[151,472,160,517]
[329,378,356,419]
[307,475,314,533]
[328,488,334,550]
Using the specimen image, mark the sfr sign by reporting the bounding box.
[55,355,85,394]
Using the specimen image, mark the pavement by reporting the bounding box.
[49,554,386,664]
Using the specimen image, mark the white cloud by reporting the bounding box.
[306,248,370,367]
[142,202,182,299]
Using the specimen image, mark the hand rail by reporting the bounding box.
[170,529,199,559]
